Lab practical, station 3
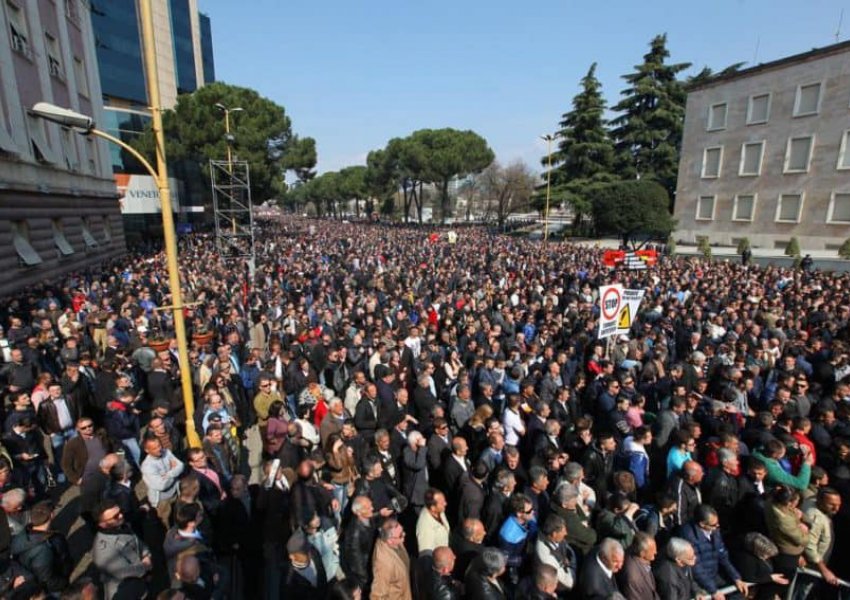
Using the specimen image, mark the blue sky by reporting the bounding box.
[199,0,848,174]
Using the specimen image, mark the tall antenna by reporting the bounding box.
[836,9,844,43]
[753,36,760,63]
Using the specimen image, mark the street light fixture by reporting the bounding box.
[540,133,559,243]
[31,0,201,447]
[214,103,244,172]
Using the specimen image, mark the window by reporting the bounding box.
[59,127,78,171]
[776,194,804,223]
[747,93,771,124]
[696,196,716,221]
[828,192,850,223]
[701,147,722,178]
[64,0,79,25]
[52,219,74,256]
[733,195,756,221]
[838,130,850,170]
[26,114,57,164]
[707,103,727,131]
[784,136,814,173]
[44,32,62,79]
[81,218,99,249]
[794,83,822,116]
[6,2,30,58]
[739,141,765,176]
[102,216,112,243]
[73,56,88,96]
[85,137,96,174]
[11,221,42,266]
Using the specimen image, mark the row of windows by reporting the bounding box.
[706,81,827,131]
[5,1,90,95]
[12,217,113,267]
[25,114,99,173]
[694,192,850,224]
[700,130,850,178]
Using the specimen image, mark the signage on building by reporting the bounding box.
[115,174,181,214]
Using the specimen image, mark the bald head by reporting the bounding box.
[433,546,456,574]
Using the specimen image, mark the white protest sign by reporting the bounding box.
[616,289,646,335]
[598,284,623,339]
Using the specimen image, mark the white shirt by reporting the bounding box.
[54,397,73,430]
[452,454,468,472]
[596,554,614,580]
[502,408,525,446]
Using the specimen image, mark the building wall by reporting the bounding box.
[674,44,850,250]
[0,0,126,297]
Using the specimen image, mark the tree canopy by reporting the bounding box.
[589,180,675,244]
[133,82,314,204]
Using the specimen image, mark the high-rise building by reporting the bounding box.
[90,0,214,237]
[0,0,126,297]
[675,41,850,251]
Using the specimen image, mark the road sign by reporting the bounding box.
[598,284,623,339]
[615,289,646,336]
[617,304,631,329]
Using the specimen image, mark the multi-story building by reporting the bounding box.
[90,0,214,238]
[0,0,125,297]
[674,41,850,250]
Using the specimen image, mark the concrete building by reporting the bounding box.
[91,0,214,238]
[0,0,126,297]
[674,41,850,251]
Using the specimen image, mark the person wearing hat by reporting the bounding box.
[283,530,329,600]
[91,500,151,599]
[10,500,70,594]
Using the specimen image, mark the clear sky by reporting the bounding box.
[199,0,848,174]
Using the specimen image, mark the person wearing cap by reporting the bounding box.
[10,500,70,594]
[91,499,151,599]
[283,530,329,600]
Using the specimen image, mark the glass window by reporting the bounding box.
[170,0,197,94]
[199,13,214,84]
[794,83,821,116]
[60,127,78,171]
[90,0,147,103]
[702,147,722,178]
[784,136,813,173]
[696,196,715,221]
[747,94,770,124]
[838,131,850,170]
[740,142,764,176]
[776,194,803,223]
[11,221,42,266]
[73,57,88,96]
[829,193,850,223]
[708,103,727,131]
[81,218,99,248]
[45,33,62,78]
[7,2,30,57]
[52,219,74,256]
[27,115,57,164]
[733,195,756,221]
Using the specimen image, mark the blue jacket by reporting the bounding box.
[498,515,536,568]
[677,522,740,593]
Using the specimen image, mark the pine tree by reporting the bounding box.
[610,34,690,198]
[543,63,617,231]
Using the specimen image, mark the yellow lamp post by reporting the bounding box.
[31,0,201,447]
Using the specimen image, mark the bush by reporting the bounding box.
[785,237,801,257]
[666,234,676,256]
[589,180,675,243]
[736,237,751,254]
[839,238,850,259]
[698,237,711,260]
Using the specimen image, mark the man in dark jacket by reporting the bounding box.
[677,505,748,597]
[9,500,70,594]
[341,495,376,592]
[401,431,430,511]
[702,449,740,538]
[464,547,507,600]
[550,483,597,561]
[577,539,623,600]
[581,433,616,500]
[667,461,703,526]
[283,531,328,600]
[428,546,462,600]
[457,462,488,524]
[653,537,701,600]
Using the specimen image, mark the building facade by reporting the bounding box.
[674,41,850,251]
[90,0,214,238]
[0,0,126,297]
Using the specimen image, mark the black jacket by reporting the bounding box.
[340,517,375,589]
[464,555,507,600]
[428,569,462,600]
[457,474,486,523]
[578,550,619,600]
[283,547,328,600]
[653,556,699,600]
[581,442,614,499]
[10,528,71,593]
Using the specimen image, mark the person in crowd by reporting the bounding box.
[578,538,624,600]
[371,518,412,600]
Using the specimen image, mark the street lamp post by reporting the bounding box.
[540,133,558,243]
[30,0,201,448]
[214,103,244,174]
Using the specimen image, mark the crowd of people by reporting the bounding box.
[0,215,848,600]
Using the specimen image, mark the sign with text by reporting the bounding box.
[598,284,623,339]
[115,174,181,215]
[617,289,646,335]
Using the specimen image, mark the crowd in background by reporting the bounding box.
[0,216,848,599]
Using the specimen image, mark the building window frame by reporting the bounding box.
[746,93,771,125]
[701,146,723,179]
[827,191,850,224]
[696,195,716,221]
[732,194,757,222]
[11,220,42,266]
[102,216,112,244]
[707,102,728,131]
[6,1,31,59]
[52,218,74,257]
[26,114,58,165]
[739,141,765,176]
[44,31,63,80]
[793,82,823,117]
[783,135,815,174]
[837,130,850,170]
[81,217,99,249]
[775,193,805,224]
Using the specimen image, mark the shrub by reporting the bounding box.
[839,238,850,259]
[785,237,801,257]
[666,234,676,256]
[736,237,751,254]
[697,237,711,260]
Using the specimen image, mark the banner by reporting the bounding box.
[598,284,623,339]
[115,174,181,214]
[617,289,646,335]
[603,249,658,269]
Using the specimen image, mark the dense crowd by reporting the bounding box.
[0,216,848,600]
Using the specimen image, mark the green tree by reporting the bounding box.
[133,82,307,204]
[698,236,712,259]
[589,180,675,245]
[839,238,850,259]
[544,63,618,231]
[411,128,494,223]
[282,136,318,183]
[785,237,801,257]
[338,165,368,217]
[610,34,690,198]
[480,160,538,228]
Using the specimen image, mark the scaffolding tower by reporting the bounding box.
[210,159,255,266]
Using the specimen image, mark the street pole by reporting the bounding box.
[541,134,555,243]
[139,0,200,447]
